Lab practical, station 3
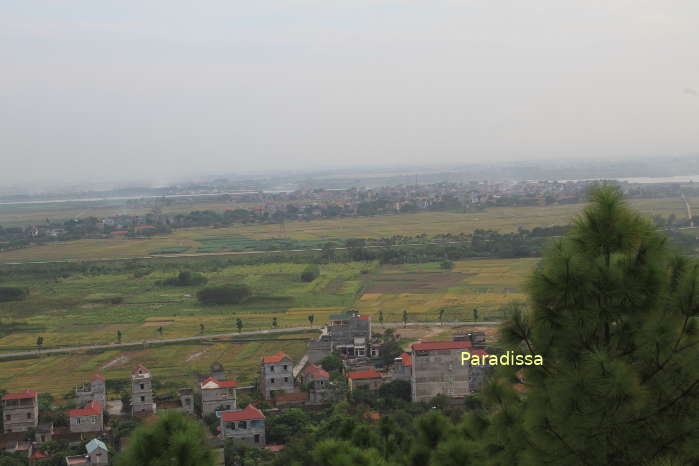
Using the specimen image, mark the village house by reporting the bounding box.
[220,404,266,447]
[324,311,372,358]
[35,422,54,443]
[392,352,412,381]
[68,401,103,433]
[209,361,225,380]
[260,352,295,400]
[200,377,237,415]
[75,375,106,408]
[347,369,383,391]
[64,438,109,465]
[300,364,331,404]
[2,389,39,433]
[130,365,155,416]
[411,341,485,402]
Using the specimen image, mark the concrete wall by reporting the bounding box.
[411,348,470,402]
[2,399,38,433]
[222,420,266,447]
[69,414,103,433]
[260,361,294,400]
[201,388,236,415]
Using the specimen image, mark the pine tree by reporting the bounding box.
[115,410,214,466]
[480,186,699,465]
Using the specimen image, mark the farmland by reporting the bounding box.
[0,256,535,395]
[1,196,695,262]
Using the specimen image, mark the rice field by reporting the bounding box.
[2,196,694,262]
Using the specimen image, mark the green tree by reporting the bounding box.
[472,308,479,322]
[402,310,408,328]
[236,318,243,333]
[199,323,204,336]
[116,329,122,343]
[157,326,163,337]
[272,317,278,329]
[301,264,320,282]
[379,311,384,327]
[320,353,343,372]
[481,186,699,465]
[308,314,315,327]
[115,410,214,466]
[36,336,43,349]
[438,309,445,326]
[197,284,252,305]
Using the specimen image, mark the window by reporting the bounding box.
[270,378,275,384]
[284,377,289,383]
[140,383,145,390]
[76,418,81,424]
[239,421,247,429]
[91,416,97,424]
[270,366,275,372]
[26,412,32,419]
[140,396,145,402]
[5,414,10,421]
[283,365,288,370]
[254,434,260,443]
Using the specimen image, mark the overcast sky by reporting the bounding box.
[1,0,698,187]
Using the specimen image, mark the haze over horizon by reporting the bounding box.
[2,0,698,187]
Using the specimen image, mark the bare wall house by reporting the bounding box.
[410,341,476,402]
[220,405,266,447]
[200,378,237,415]
[68,401,103,433]
[75,375,106,408]
[2,389,39,433]
[130,365,155,416]
[260,352,294,400]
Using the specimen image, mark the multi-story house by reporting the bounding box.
[2,389,38,433]
[130,365,155,416]
[324,311,371,358]
[410,341,476,402]
[260,352,294,400]
[68,401,103,433]
[347,369,383,391]
[75,375,106,408]
[200,378,237,415]
[220,405,266,447]
[300,364,331,404]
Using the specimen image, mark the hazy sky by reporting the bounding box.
[2,0,698,187]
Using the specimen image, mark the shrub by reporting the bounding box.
[0,287,29,302]
[300,264,320,282]
[197,284,252,305]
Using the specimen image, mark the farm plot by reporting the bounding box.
[357,258,538,322]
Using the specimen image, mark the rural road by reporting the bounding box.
[0,321,498,360]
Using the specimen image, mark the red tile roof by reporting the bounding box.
[348,369,382,380]
[92,374,105,382]
[200,377,237,389]
[264,444,285,452]
[29,450,49,459]
[303,364,330,379]
[358,315,370,321]
[412,341,472,351]
[68,401,103,417]
[399,352,412,367]
[221,404,265,422]
[262,352,291,364]
[2,389,37,401]
[132,364,150,374]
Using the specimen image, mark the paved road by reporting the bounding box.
[0,321,498,360]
